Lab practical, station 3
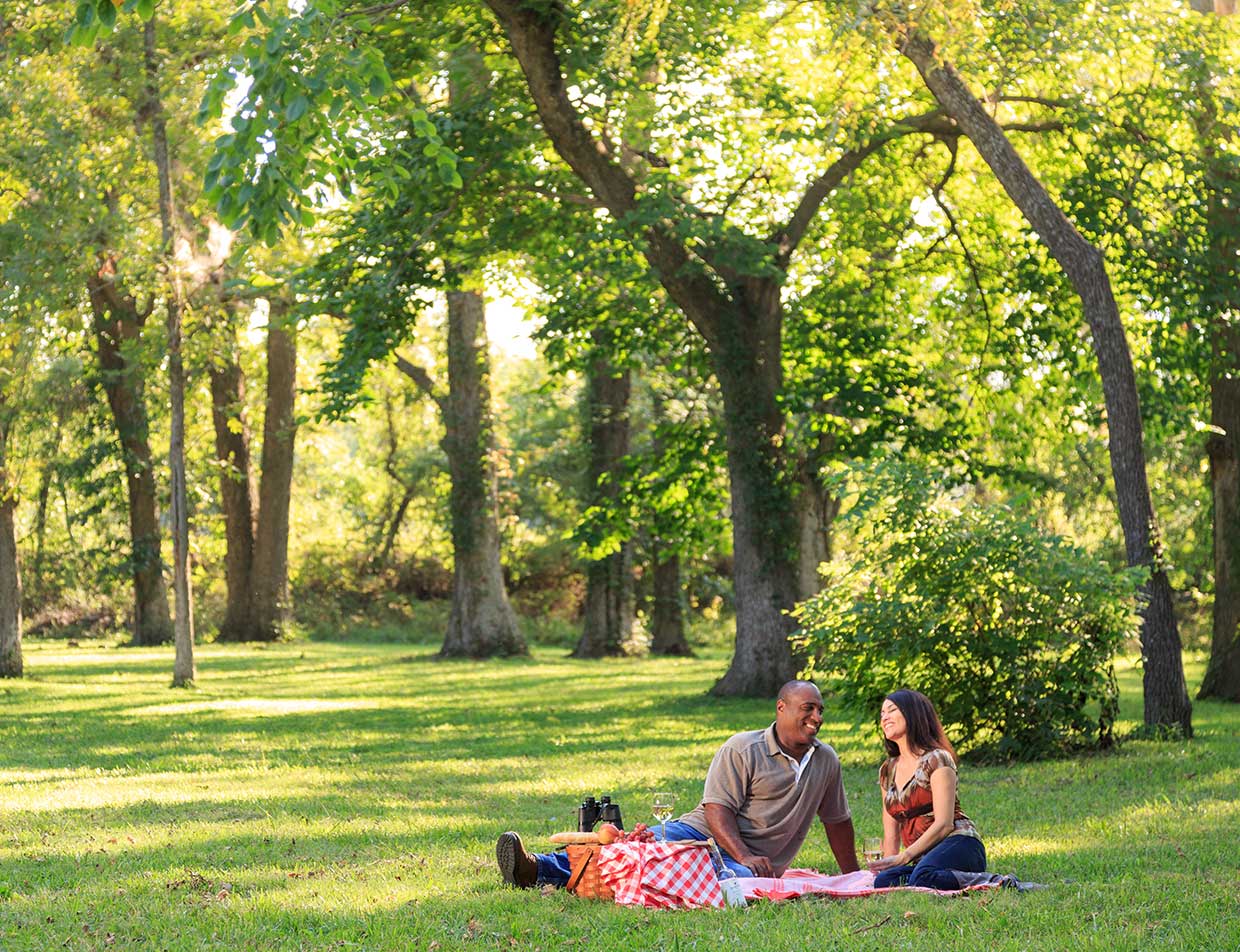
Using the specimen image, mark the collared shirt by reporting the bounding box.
[677,723,850,872]
[777,744,815,783]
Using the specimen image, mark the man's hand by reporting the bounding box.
[823,817,860,873]
[703,803,771,877]
[739,852,774,878]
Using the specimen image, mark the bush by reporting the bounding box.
[793,463,1143,761]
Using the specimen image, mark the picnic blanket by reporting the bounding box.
[740,868,1037,901]
[597,842,724,909]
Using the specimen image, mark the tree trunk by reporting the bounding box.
[896,29,1192,736]
[439,290,526,658]
[378,484,417,568]
[0,421,22,679]
[795,471,839,603]
[1193,9,1240,699]
[650,546,691,656]
[208,333,257,642]
[709,312,802,694]
[1203,377,1240,700]
[144,17,194,686]
[574,352,634,658]
[31,457,53,601]
[87,260,173,647]
[247,304,297,642]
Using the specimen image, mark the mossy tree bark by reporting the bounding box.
[434,290,526,658]
[574,354,634,658]
[87,255,173,647]
[208,317,258,642]
[247,304,298,643]
[650,546,691,656]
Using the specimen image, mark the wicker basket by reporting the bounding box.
[565,844,615,900]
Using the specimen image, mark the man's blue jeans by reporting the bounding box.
[872,834,987,891]
[534,820,755,886]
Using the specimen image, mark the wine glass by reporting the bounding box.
[651,791,676,842]
[863,836,883,865]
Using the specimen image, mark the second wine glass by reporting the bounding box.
[651,791,676,842]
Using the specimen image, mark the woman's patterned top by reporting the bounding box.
[878,748,981,848]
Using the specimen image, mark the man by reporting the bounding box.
[497,680,859,887]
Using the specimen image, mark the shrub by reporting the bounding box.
[793,463,1143,761]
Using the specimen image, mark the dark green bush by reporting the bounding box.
[793,463,1142,761]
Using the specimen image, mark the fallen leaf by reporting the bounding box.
[903,910,917,920]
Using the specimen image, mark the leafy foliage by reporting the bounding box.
[794,460,1143,761]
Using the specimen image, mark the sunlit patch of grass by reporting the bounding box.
[1,639,1237,950]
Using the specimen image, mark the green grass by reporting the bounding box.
[1,638,1237,951]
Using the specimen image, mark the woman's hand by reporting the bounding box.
[867,851,907,872]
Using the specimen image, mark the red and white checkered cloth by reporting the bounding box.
[597,842,724,909]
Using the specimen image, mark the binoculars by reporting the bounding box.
[577,795,623,832]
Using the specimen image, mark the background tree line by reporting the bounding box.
[1,0,1237,744]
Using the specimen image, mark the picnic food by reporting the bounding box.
[597,822,622,844]
[621,823,656,843]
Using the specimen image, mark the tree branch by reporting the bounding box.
[485,0,729,346]
[394,351,444,411]
[773,109,958,263]
[926,138,993,404]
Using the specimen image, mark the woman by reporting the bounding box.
[868,689,986,890]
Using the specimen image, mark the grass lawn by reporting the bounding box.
[1,637,1237,951]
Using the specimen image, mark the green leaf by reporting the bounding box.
[285,95,310,123]
[96,1,117,31]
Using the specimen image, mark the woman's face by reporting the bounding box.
[879,699,907,743]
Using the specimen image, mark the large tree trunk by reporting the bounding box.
[0,420,21,678]
[145,17,194,686]
[896,29,1193,735]
[247,304,297,642]
[1194,3,1240,700]
[208,328,258,642]
[439,290,526,658]
[710,312,801,694]
[574,352,634,658]
[87,259,173,647]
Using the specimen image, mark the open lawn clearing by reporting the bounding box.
[1,640,1237,951]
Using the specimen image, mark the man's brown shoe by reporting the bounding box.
[496,832,538,888]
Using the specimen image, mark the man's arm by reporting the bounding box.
[703,802,774,878]
[823,816,859,873]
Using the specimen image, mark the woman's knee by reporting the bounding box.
[908,865,954,890]
[873,866,913,889]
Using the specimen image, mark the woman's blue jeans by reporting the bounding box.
[873,834,987,891]
[534,820,754,886]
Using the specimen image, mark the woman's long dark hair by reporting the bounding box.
[881,689,956,763]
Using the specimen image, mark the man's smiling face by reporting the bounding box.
[775,683,824,755]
